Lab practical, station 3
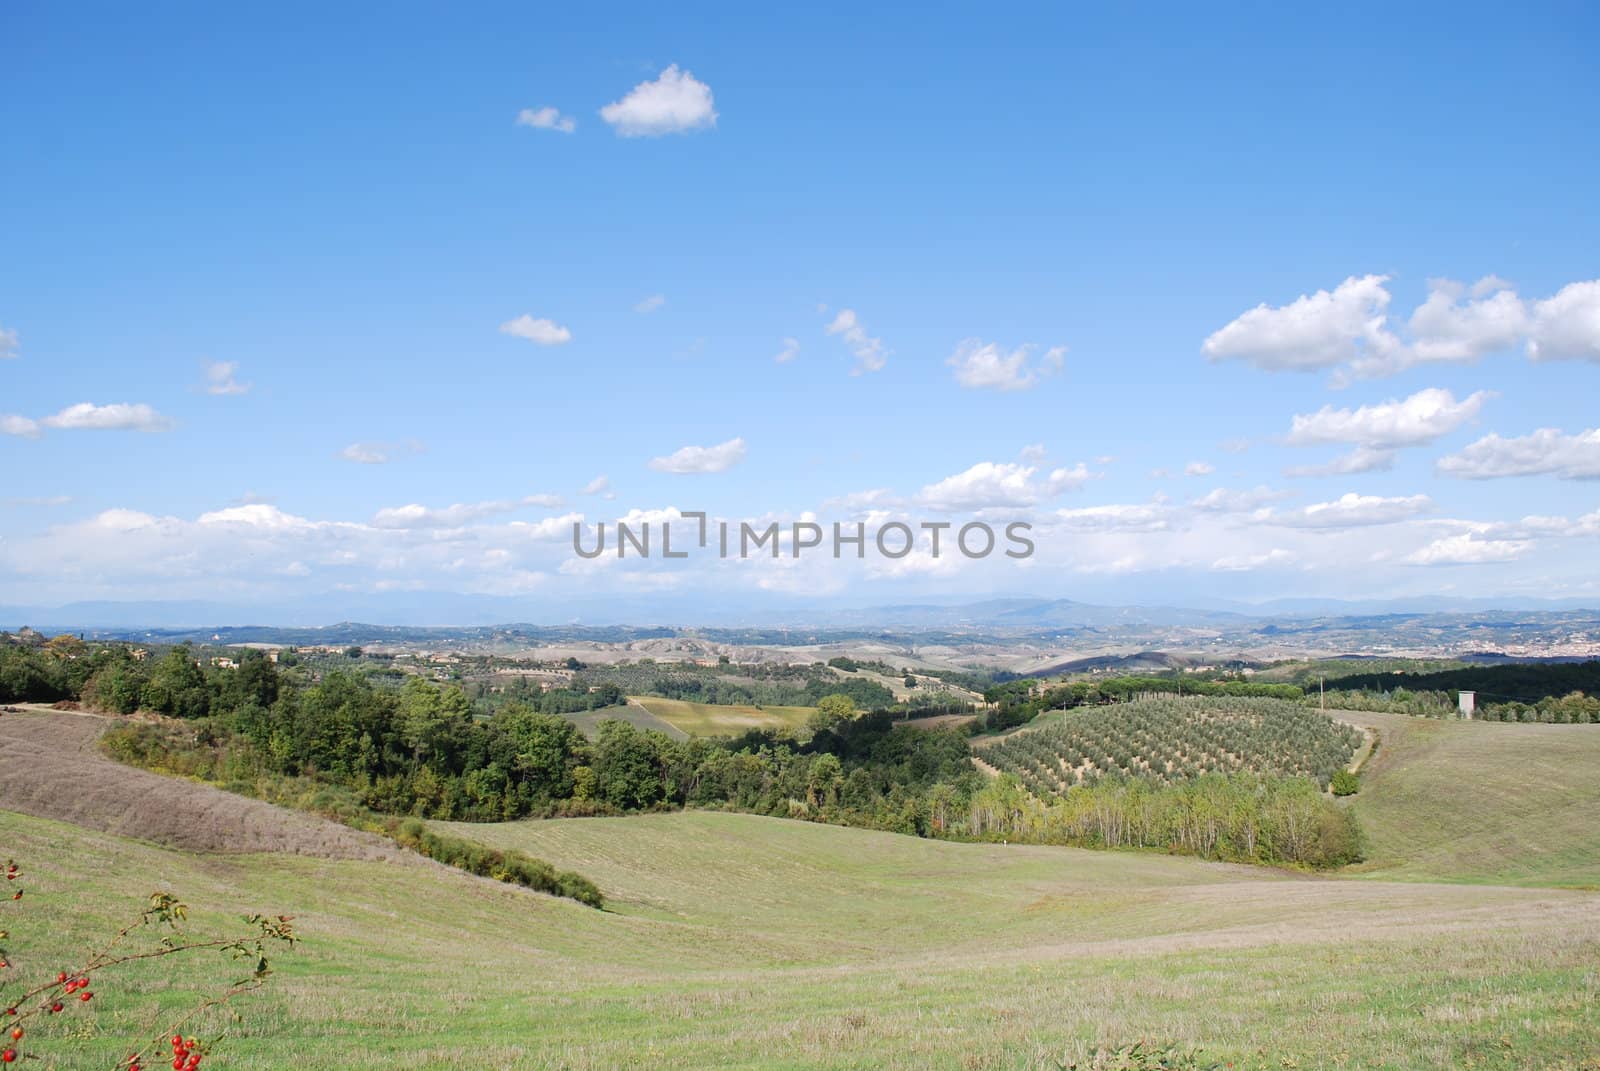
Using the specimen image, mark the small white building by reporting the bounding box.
[1458,691,1476,719]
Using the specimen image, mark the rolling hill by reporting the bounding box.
[1,706,1598,1067]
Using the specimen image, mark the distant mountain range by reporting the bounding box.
[3,591,1599,634]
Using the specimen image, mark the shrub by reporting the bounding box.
[1330,769,1360,796]
[0,858,294,1069]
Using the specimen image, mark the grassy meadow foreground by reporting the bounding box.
[2,706,1600,1068]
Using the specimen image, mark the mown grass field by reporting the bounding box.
[1333,708,1600,887]
[628,695,815,737]
[559,700,687,739]
[3,807,1598,1070]
[2,706,1600,1068]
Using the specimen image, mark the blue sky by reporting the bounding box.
[3,2,1599,617]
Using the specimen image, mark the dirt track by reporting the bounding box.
[0,707,407,862]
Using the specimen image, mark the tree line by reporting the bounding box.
[6,638,1360,869]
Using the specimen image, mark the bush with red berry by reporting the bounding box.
[0,858,295,1068]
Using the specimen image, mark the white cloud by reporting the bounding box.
[822,488,897,512]
[1052,503,1173,532]
[773,337,800,364]
[203,360,250,396]
[918,461,1091,511]
[1405,533,1530,566]
[516,106,576,133]
[1044,464,1094,494]
[372,495,562,530]
[198,504,324,532]
[1189,486,1289,513]
[509,512,585,541]
[648,436,746,474]
[1206,274,1600,380]
[1406,277,1527,365]
[1212,548,1296,572]
[599,65,717,137]
[1019,443,1048,463]
[1183,461,1214,477]
[340,440,423,465]
[1527,280,1600,362]
[1283,446,1397,478]
[1286,387,1492,449]
[581,475,611,496]
[0,326,17,359]
[41,402,172,432]
[824,309,887,374]
[946,339,1065,392]
[634,294,666,314]
[1436,427,1600,480]
[1263,493,1434,529]
[500,315,572,345]
[1203,274,1402,373]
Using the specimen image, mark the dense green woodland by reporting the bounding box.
[1318,661,1600,722]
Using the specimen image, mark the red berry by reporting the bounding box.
[49,1002,62,1013]
[172,1061,183,1071]
[1,1049,14,1063]
[6,1029,16,1041]
[80,991,93,1001]
[56,972,67,984]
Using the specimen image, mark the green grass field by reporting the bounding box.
[1335,708,1600,887]
[3,706,1600,1068]
[559,700,688,739]
[628,695,815,736]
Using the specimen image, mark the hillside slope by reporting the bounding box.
[1333,709,1600,886]
[2,807,1597,1069]
[0,707,403,861]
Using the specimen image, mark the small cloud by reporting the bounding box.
[340,440,423,465]
[634,294,666,314]
[41,402,172,432]
[203,360,251,396]
[1405,533,1530,566]
[500,314,572,346]
[371,496,561,529]
[824,309,887,374]
[1212,548,1296,572]
[1527,280,1600,362]
[581,474,611,496]
[918,460,1094,511]
[600,64,717,137]
[0,326,17,360]
[1019,443,1048,463]
[947,339,1066,392]
[1203,274,1402,374]
[1286,387,1493,449]
[1284,446,1397,479]
[1189,486,1291,512]
[516,106,576,133]
[1436,426,1600,480]
[773,337,801,364]
[1263,492,1434,528]
[1,494,70,507]
[1183,461,1215,477]
[648,436,747,474]
[1,415,40,438]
